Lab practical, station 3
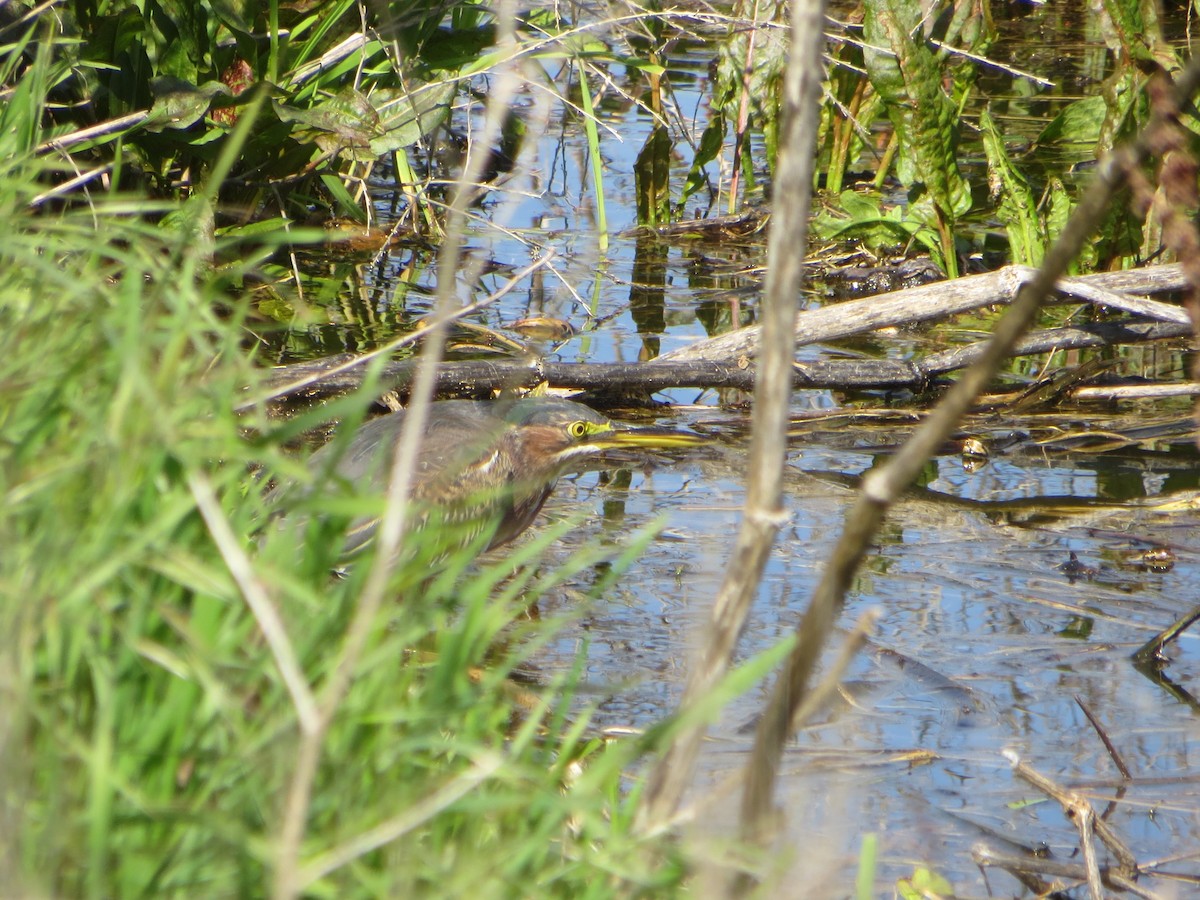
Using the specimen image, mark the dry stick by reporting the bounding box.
[34,110,152,155]
[29,163,114,208]
[1005,750,1139,876]
[257,263,1189,401]
[1073,382,1200,400]
[1133,604,1200,665]
[1076,799,1105,900]
[1074,694,1133,781]
[918,318,1190,378]
[971,844,1164,900]
[658,263,1189,365]
[188,472,320,735]
[1056,275,1191,325]
[637,0,828,834]
[739,58,1200,845]
[270,8,524,897]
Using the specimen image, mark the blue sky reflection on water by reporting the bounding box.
[527,426,1200,890]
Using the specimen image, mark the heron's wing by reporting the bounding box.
[325,403,515,555]
[300,401,557,559]
[324,402,506,494]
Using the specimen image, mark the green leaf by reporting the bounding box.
[862,0,971,218]
[1036,94,1107,147]
[679,113,725,209]
[368,81,457,155]
[839,189,881,220]
[320,173,367,222]
[276,81,456,161]
[145,77,232,132]
[897,866,954,900]
[624,60,667,76]
[1044,177,1072,251]
[274,88,379,159]
[979,106,1042,265]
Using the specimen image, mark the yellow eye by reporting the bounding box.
[567,420,588,439]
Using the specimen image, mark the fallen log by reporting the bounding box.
[658,263,1190,363]
[250,263,1193,404]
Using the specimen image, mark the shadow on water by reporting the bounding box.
[266,5,1200,893]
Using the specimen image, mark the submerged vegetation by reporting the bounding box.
[5,0,1200,896]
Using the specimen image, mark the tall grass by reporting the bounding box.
[0,71,707,896]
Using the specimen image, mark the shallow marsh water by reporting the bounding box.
[272,6,1200,894]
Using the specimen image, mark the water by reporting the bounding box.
[270,6,1200,893]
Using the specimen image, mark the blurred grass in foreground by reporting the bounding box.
[0,135,693,895]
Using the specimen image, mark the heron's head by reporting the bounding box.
[502,397,707,477]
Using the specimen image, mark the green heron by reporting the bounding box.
[300,397,705,559]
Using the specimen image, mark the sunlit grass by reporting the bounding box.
[0,136,706,895]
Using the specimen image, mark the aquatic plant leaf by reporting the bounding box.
[1097,0,1179,70]
[679,112,726,209]
[941,0,995,104]
[274,82,453,162]
[1037,68,1140,162]
[368,81,456,155]
[713,0,788,171]
[1036,94,1107,149]
[897,867,954,900]
[624,59,667,76]
[839,189,882,221]
[1097,66,1144,153]
[274,88,379,158]
[979,106,1042,266]
[145,76,231,131]
[1041,177,1093,272]
[812,191,946,269]
[320,173,367,222]
[862,0,972,219]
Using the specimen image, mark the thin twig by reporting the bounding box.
[740,56,1200,843]
[271,7,526,897]
[637,0,827,838]
[972,843,1165,900]
[187,472,320,735]
[1074,695,1133,781]
[1005,749,1140,875]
